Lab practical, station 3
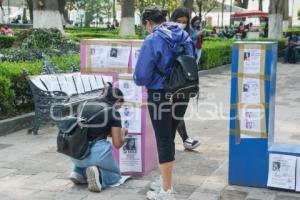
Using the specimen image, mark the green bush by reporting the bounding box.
[286,28,300,35]
[200,38,287,70]
[201,41,232,70]
[0,76,15,119]
[0,54,80,118]
[68,32,141,42]
[0,36,16,48]
[15,28,68,49]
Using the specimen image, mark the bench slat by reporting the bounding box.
[64,75,78,95]
[72,73,85,94]
[30,78,47,91]
[81,75,92,92]
[88,75,100,90]
[40,76,61,92]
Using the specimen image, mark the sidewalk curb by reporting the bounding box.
[0,112,34,136]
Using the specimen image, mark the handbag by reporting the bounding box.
[56,102,112,160]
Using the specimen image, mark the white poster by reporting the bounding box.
[120,135,142,173]
[132,47,141,69]
[119,79,142,103]
[90,45,109,68]
[243,48,261,74]
[240,108,262,136]
[267,154,296,190]
[241,78,261,104]
[90,45,131,68]
[119,105,142,133]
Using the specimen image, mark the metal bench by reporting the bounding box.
[24,60,112,135]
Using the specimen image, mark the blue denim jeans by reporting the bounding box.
[71,140,121,188]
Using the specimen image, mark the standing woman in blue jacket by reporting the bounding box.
[134,6,195,200]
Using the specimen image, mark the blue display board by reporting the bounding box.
[229,41,278,187]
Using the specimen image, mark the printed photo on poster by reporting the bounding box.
[107,46,131,68]
[119,105,142,133]
[243,48,262,74]
[132,47,141,69]
[119,79,142,103]
[90,45,109,68]
[267,154,296,190]
[119,135,142,173]
[240,108,262,135]
[241,78,261,103]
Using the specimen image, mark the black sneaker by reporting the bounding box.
[183,138,200,150]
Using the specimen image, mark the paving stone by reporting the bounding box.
[0,168,17,178]
[188,192,219,200]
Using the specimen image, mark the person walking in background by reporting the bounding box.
[170,7,200,151]
[191,16,204,64]
[134,6,195,200]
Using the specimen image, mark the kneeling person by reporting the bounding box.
[70,84,127,192]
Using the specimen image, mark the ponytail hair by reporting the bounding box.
[99,82,124,105]
[142,6,168,26]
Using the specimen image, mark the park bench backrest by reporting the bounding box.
[40,75,61,92]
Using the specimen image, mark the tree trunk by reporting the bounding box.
[183,0,194,12]
[33,0,64,32]
[268,0,284,39]
[0,0,4,24]
[120,0,135,36]
[196,0,202,20]
[235,0,249,9]
[112,0,116,19]
[259,0,263,11]
[25,0,33,23]
[58,0,71,25]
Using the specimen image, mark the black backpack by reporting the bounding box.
[157,54,199,101]
[55,102,112,160]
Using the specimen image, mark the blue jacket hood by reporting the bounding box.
[153,22,191,54]
[134,22,196,89]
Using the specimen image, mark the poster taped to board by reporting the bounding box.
[90,45,131,68]
[241,78,261,104]
[120,135,142,173]
[119,105,142,133]
[243,48,262,74]
[119,79,142,103]
[267,154,296,190]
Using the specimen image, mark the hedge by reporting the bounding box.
[0,54,80,119]
[199,38,287,70]
[0,36,16,48]
[67,32,141,42]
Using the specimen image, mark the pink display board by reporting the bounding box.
[80,39,158,176]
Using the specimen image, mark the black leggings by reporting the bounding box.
[177,120,188,141]
[148,90,189,164]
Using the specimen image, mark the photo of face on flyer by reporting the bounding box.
[123,137,137,154]
[244,52,251,61]
[110,48,118,58]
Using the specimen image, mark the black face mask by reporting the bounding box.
[195,26,200,30]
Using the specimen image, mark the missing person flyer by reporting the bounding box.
[243,48,262,74]
[89,45,131,68]
[267,154,296,190]
[119,135,142,173]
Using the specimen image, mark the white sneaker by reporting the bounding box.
[70,172,87,184]
[150,176,162,191]
[86,166,102,192]
[183,138,200,150]
[147,187,175,200]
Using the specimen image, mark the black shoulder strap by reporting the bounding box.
[79,101,112,124]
